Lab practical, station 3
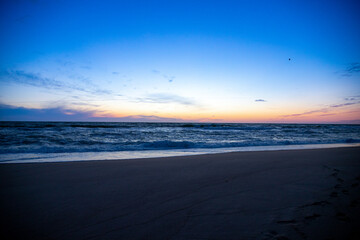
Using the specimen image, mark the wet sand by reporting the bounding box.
[1,147,360,240]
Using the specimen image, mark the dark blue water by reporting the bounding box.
[1,122,359,155]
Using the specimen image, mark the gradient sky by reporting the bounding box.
[0,0,359,123]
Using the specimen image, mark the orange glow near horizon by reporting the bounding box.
[89,102,360,123]
[1,1,359,123]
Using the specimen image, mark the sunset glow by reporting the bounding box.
[1,0,359,123]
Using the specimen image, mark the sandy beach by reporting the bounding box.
[1,147,360,240]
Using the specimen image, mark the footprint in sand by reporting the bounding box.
[328,168,344,185]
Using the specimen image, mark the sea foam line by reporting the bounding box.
[1,143,359,164]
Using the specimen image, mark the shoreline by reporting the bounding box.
[1,142,360,164]
[1,147,360,239]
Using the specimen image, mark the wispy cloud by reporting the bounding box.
[281,109,328,118]
[281,98,360,118]
[255,99,266,102]
[330,102,358,108]
[0,104,186,122]
[346,62,360,73]
[164,75,175,83]
[120,115,184,122]
[344,95,360,101]
[1,70,67,89]
[55,58,92,71]
[337,62,360,77]
[152,69,176,83]
[319,113,336,117]
[0,70,112,96]
[135,93,196,106]
[0,103,96,121]
[70,102,100,107]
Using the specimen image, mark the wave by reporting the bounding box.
[1,138,359,154]
[1,122,359,154]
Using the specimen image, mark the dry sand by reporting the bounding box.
[1,147,360,240]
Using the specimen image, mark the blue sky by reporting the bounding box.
[0,0,359,123]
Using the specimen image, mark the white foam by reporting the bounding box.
[1,143,359,164]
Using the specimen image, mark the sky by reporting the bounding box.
[0,0,359,123]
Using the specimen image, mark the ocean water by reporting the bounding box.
[0,122,359,163]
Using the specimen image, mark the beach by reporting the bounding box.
[1,147,360,240]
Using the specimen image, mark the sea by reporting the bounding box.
[0,122,359,163]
